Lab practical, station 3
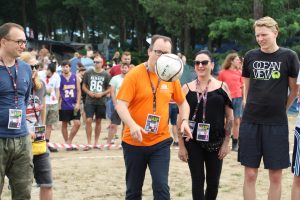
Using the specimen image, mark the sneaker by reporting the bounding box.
[231,138,238,152]
[48,146,58,152]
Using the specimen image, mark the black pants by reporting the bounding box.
[185,140,223,200]
[122,138,172,200]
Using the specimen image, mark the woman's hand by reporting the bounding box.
[178,145,189,162]
[218,138,230,160]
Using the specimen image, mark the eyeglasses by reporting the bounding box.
[31,64,39,70]
[153,50,169,56]
[5,38,27,46]
[94,61,102,64]
[193,60,210,66]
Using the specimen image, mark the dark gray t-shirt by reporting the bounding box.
[242,47,300,125]
[83,69,110,105]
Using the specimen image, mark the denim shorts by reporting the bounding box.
[105,97,114,120]
[111,110,121,125]
[169,103,178,125]
[292,127,300,176]
[0,135,33,200]
[232,97,243,118]
[238,122,290,169]
[33,150,53,187]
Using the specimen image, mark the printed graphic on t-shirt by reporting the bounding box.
[26,94,42,125]
[89,76,104,92]
[252,61,281,80]
[63,84,76,98]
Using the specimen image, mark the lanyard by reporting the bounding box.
[0,58,19,108]
[146,64,160,114]
[191,79,211,123]
[31,88,40,125]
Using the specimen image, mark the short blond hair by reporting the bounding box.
[253,16,279,32]
[20,52,33,63]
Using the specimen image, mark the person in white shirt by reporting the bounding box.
[39,62,61,152]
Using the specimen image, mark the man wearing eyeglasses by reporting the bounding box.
[115,34,191,199]
[0,23,33,200]
[82,56,111,150]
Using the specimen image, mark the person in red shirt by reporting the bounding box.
[218,53,244,151]
[109,51,131,77]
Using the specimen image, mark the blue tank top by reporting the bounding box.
[60,73,77,110]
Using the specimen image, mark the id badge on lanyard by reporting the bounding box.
[196,123,210,142]
[144,114,160,134]
[8,109,22,129]
[34,125,46,142]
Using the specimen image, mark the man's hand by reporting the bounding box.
[129,123,148,142]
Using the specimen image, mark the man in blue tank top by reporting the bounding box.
[59,60,81,150]
[0,22,33,199]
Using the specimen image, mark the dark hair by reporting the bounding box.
[149,34,172,49]
[195,50,213,62]
[77,62,84,68]
[61,60,70,66]
[0,23,24,40]
[47,62,56,73]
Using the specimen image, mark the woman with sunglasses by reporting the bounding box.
[20,52,53,200]
[178,50,234,200]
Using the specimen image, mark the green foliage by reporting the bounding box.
[139,0,206,36]
[208,18,255,48]
[1,0,300,57]
[290,45,300,56]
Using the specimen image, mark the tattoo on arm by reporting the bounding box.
[225,119,233,136]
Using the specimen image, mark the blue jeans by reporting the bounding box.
[122,138,173,200]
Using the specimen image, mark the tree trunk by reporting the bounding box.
[120,16,126,48]
[21,0,27,28]
[253,0,263,19]
[183,20,190,56]
[79,13,89,43]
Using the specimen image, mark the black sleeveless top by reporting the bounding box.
[186,83,233,151]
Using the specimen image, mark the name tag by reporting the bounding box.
[8,109,22,129]
[144,114,160,134]
[196,123,210,142]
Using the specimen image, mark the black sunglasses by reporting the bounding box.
[94,61,102,64]
[193,60,210,66]
[31,64,39,70]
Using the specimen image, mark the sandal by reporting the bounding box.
[83,146,92,151]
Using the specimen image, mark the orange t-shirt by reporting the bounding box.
[117,63,185,146]
[218,69,243,98]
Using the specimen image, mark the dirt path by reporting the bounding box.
[1,114,297,200]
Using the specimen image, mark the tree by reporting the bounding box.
[139,0,206,55]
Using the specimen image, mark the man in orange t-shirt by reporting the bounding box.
[116,34,192,199]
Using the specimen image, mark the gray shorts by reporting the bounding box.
[33,150,53,188]
[46,104,59,125]
[238,122,290,169]
[84,104,106,119]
